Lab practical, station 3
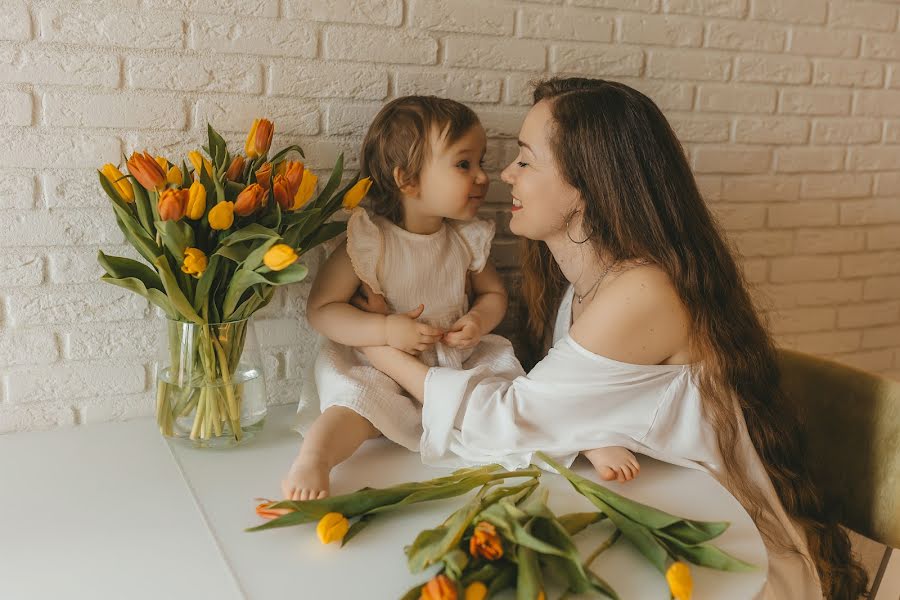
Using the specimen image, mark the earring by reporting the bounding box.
[565,212,591,244]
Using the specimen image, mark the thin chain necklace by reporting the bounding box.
[574,261,614,304]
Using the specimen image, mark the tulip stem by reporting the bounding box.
[211,335,242,441]
[585,528,621,567]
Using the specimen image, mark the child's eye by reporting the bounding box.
[457,160,470,169]
[516,161,529,168]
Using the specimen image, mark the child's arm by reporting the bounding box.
[443,260,508,349]
[307,240,444,352]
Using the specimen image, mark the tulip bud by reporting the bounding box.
[234,183,267,217]
[342,176,372,211]
[263,243,298,271]
[158,188,188,221]
[101,163,134,203]
[226,155,245,182]
[127,151,167,191]
[188,150,213,178]
[420,574,457,600]
[291,169,317,211]
[181,247,208,278]
[280,160,304,196]
[272,175,293,211]
[208,201,235,230]
[186,180,207,220]
[463,582,487,600]
[166,165,182,186]
[255,499,294,520]
[245,118,274,159]
[255,162,272,190]
[666,562,692,600]
[468,521,503,561]
[316,512,349,545]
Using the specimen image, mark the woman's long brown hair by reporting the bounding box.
[520,77,867,599]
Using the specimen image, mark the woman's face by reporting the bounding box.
[501,100,581,242]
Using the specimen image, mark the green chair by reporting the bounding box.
[778,349,900,597]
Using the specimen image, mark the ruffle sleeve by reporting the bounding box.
[345,207,384,296]
[452,218,496,273]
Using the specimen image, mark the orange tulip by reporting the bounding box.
[234,183,267,217]
[280,160,305,195]
[420,574,457,600]
[226,155,245,182]
[272,175,293,211]
[158,188,188,221]
[254,499,294,520]
[291,169,317,211]
[245,118,274,159]
[127,151,167,191]
[469,521,503,560]
[463,582,487,600]
[255,161,272,190]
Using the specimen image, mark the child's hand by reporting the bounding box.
[442,312,483,350]
[385,304,444,355]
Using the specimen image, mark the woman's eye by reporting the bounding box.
[517,161,529,168]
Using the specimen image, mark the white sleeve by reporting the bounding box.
[420,337,677,470]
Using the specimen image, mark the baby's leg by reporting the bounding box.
[582,446,640,483]
[283,406,381,500]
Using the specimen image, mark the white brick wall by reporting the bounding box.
[1,0,899,434]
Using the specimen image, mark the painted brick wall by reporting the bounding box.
[1,0,899,432]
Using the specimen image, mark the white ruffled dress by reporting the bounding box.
[294,207,520,451]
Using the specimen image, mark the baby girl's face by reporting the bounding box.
[415,124,489,221]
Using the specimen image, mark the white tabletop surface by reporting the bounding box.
[1,404,767,599]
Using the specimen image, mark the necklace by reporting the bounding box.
[574,262,613,304]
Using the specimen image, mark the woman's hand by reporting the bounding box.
[442,312,483,350]
[385,305,445,355]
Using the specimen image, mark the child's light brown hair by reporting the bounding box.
[360,95,480,224]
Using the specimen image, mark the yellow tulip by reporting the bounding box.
[245,118,274,159]
[154,156,169,172]
[234,183,267,217]
[186,180,206,220]
[158,188,188,221]
[666,561,693,600]
[463,582,487,600]
[291,169,317,211]
[342,176,372,211]
[188,150,213,178]
[166,165,183,186]
[420,574,457,600]
[208,201,235,230]
[316,512,349,545]
[226,155,245,182]
[101,163,134,203]
[127,151,167,191]
[263,244,298,271]
[181,247,208,278]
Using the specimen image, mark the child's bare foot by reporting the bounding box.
[583,446,640,483]
[282,452,331,501]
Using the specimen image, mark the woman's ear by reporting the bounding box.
[393,166,418,198]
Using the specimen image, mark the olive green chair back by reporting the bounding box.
[778,349,900,548]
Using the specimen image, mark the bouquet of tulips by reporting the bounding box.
[97,119,372,442]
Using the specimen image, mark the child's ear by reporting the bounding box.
[393,166,418,197]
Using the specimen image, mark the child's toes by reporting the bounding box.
[599,466,617,481]
[316,490,328,499]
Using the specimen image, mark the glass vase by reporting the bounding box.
[156,317,267,448]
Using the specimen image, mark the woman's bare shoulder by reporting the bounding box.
[569,263,693,365]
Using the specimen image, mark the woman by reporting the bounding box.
[353,78,866,599]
